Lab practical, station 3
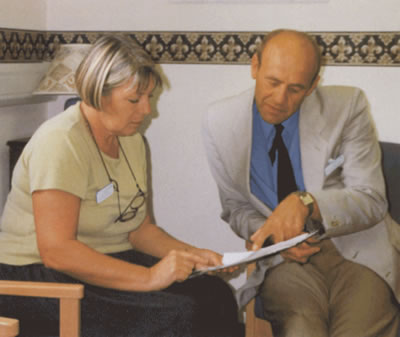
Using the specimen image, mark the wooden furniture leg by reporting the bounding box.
[245,262,274,337]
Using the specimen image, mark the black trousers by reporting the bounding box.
[0,250,242,337]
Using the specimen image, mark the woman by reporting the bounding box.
[0,36,241,337]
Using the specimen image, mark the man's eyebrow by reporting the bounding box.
[289,83,307,90]
[265,76,307,90]
[265,75,280,82]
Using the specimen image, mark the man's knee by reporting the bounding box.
[260,262,329,319]
[270,312,328,337]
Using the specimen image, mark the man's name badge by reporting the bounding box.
[96,182,114,204]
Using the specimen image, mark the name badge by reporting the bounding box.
[96,182,115,204]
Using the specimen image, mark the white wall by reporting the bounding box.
[46,0,400,31]
[38,0,400,288]
[0,0,46,29]
[0,0,49,212]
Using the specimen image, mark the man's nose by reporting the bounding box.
[273,86,288,106]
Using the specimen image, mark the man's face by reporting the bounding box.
[251,35,319,125]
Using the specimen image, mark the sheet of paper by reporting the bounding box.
[190,231,318,277]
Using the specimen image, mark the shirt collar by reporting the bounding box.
[252,101,299,141]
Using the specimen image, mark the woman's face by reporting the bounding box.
[99,78,155,136]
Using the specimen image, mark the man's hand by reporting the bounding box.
[249,192,322,262]
[280,237,321,263]
[250,193,310,250]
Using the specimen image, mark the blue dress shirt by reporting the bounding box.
[250,101,305,210]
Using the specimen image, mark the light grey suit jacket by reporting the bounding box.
[203,85,400,308]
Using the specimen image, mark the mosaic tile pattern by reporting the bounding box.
[1,28,400,66]
[0,29,47,62]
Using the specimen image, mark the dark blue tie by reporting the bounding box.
[269,124,298,202]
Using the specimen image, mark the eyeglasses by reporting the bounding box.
[112,179,146,223]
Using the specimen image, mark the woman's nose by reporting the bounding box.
[140,97,152,116]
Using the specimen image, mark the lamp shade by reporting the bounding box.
[33,44,91,95]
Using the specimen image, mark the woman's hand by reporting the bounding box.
[148,249,209,290]
[187,247,223,269]
[187,247,239,275]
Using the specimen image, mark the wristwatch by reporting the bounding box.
[294,191,314,217]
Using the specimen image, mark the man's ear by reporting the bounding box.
[251,54,259,80]
[306,75,320,96]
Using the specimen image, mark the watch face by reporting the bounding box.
[301,193,314,205]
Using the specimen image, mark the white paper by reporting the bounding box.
[190,231,318,277]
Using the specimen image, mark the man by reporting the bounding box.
[202,29,400,337]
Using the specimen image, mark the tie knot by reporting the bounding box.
[274,124,284,136]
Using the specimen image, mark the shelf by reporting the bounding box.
[0,63,55,107]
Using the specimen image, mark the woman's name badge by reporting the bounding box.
[96,182,114,204]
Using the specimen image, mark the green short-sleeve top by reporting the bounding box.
[0,103,147,265]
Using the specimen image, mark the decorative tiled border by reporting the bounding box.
[1,28,400,66]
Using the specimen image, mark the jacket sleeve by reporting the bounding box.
[202,105,267,241]
[309,87,388,238]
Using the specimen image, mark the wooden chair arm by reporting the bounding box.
[0,317,19,337]
[0,280,84,337]
[0,280,83,299]
[245,241,274,337]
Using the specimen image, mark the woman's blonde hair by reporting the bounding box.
[75,35,162,110]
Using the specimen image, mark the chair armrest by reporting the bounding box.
[0,317,19,337]
[0,280,84,337]
[0,280,83,299]
[245,242,274,337]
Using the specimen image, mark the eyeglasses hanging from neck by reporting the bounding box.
[83,113,146,223]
